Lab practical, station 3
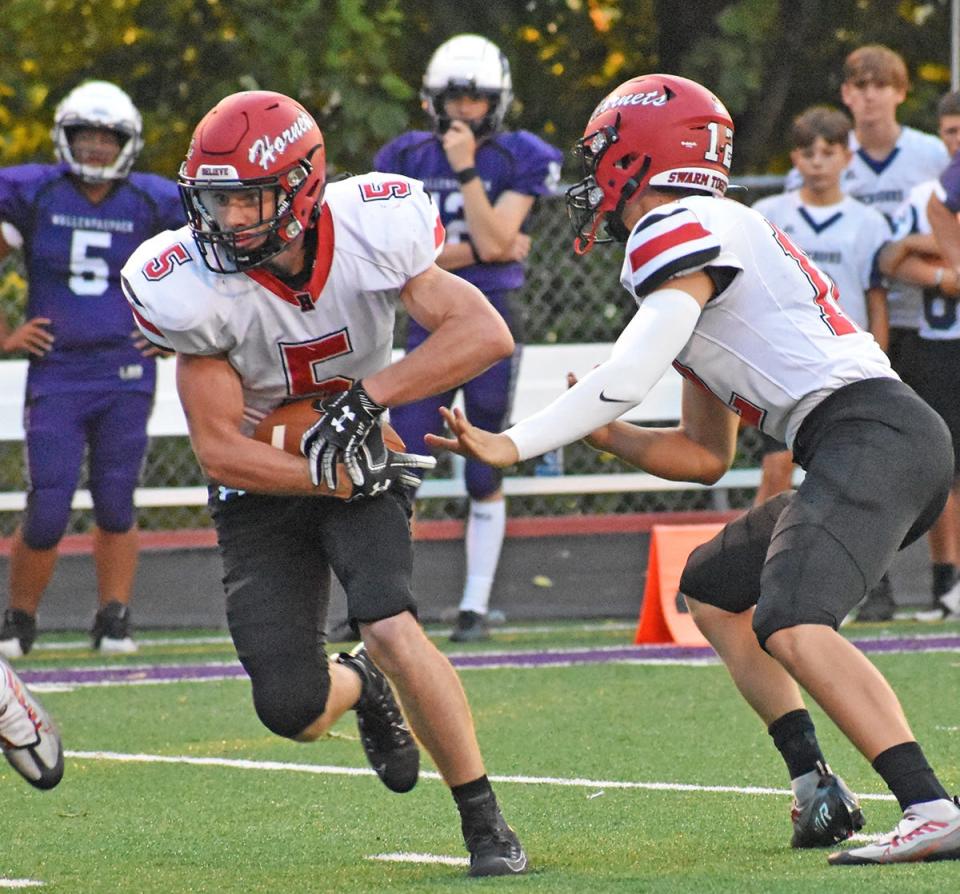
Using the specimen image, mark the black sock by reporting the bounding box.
[932,563,957,598]
[768,709,825,780]
[872,741,949,811]
[452,775,494,810]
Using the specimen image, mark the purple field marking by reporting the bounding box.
[17,634,960,687]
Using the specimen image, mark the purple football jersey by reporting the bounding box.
[0,163,183,395]
[374,130,562,294]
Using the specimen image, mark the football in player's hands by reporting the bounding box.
[252,397,407,499]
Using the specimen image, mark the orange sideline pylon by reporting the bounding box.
[634,523,724,646]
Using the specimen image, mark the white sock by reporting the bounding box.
[790,767,821,804]
[459,497,506,616]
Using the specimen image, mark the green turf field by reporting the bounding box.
[3,619,959,892]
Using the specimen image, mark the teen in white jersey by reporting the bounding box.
[430,74,960,866]
[752,106,891,506]
[121,91,527,878]
[755,108,890,340]
[879,90,960,621]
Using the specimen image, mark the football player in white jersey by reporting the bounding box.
[121,91,527,877]
[751,106,891,508]
[429,75,960,865]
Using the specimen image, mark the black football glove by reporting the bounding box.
[301,381,387,489]
[346,424,437,501]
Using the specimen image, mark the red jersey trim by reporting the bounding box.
[244,204,335,306]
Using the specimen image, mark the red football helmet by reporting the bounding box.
[566,74,734,253]
[179,91,326,272]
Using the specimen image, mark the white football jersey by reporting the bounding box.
[751,191,891,330]
[122,173,443,433]
[784,126,946,328]
[891,179,960,340]
[620,196,895,446]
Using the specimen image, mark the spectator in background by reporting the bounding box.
[0,81,183,657]
[806,44,948,622]
[752,106,891,507]
[374,34,562,643]
[879,90,960,620]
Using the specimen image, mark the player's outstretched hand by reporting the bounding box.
[425,406,520,468]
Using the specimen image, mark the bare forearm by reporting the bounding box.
[598,422,729,484]
[365,313,512,407]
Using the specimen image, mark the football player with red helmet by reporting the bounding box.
[123,91,526,876]
[430,74,960,866]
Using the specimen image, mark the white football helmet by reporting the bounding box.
[421,34,513,136]
[52,81,143,182]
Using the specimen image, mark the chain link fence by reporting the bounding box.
[0,179,784,535]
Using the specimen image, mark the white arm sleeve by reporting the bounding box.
[503,288,702,461]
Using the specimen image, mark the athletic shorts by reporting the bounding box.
[208,487,416,668]
[680,378,952,644]
[900,337,960,475]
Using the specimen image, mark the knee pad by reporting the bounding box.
[465,460,503,500]
[248,653,331,739]
[678,491,793,614]
[22,488,72,550]
[752,522,865,650]
[90,475,137,533]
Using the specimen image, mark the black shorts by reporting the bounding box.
[680,378,952,644]
[209,488,416,669]
[901,337,960,475]
[886,326,921,379]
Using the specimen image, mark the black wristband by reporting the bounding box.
[467,239,481,265]
[455,167,479,185]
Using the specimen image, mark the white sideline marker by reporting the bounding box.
[0,882,44,889]
[368,853,469,867]
[63,749,897,802]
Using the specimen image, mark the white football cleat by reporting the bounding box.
[828,797,960,865]
[915,580,960,622]
[0,656,64,789]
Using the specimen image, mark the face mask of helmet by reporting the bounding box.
[566,121,651,253]
[180,161,316,274]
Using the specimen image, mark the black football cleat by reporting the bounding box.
[336,644,419,793]
[461,793,529,877]
[791,762,865,848]
[449,610,490,643]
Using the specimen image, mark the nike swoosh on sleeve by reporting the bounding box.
[599,390,633,403]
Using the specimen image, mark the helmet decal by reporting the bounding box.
[565,74,734,254]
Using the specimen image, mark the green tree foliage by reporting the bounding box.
[0,0,955,181]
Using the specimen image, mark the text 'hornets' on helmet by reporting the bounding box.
[178,91,326,274]
[566,74,734,253]
[421,34,513,137]
[52,81,144,183]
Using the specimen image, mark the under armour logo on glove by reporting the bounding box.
[301,380,387,489]
[331,406,357,434]
[345,424,437,501]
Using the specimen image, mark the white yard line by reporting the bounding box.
[63,749,897,802]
